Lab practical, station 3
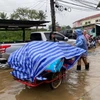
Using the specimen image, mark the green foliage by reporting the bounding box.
[0,8,46,21]
[38,10,46,20]
[0,7,47,43]
[48,23,71,31]
[62,25,71,30]
[0,28,47,42]
[0,31,27,42]
[0,12,8,19]
[48,22,60,31]
[66,25,71,29]
[28,9,38,20]
[10,8,46,21]
[10,8,33,20]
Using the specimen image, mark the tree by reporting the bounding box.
[62,25,71,30]
[10,8,29,20]
[0,12,8,19]
[10,8,46,21]
[66,25,71,29]
[38,10,46,20]
[48,22,59,31]
[28,9,38,20]
[10,8,39,20]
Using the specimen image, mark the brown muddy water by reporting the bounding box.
[0,47,100,100]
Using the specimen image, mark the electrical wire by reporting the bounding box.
[45,0,48,13]
[36,1,47,10]
[70,0,98,6]
[0,0,44,14]
[57,2,99,12]
[70,0,97,9]
[55,0,100,12]
[44,0,49,17]
[57,0,99,10]
[0,0,42,7]
[28,1,45,9]
[94,0,100,2]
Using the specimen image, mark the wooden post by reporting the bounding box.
[50,0,56,32]
[22,28,25,42]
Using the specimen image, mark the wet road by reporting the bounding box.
[0,47,100,100]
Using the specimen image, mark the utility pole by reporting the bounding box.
[50,0,56,32]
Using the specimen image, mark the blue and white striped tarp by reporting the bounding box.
[8,41,86,82]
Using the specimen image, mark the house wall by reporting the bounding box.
[81,16,100,26]
[73,16,100,28]
[73,21,81,28]
[73,15,100,37]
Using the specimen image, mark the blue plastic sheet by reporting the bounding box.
[8,41,86,82]
[45,58,64,73]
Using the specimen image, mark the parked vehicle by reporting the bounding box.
[0,31,76,64]
[30,31,76,45]
[8,41,85,89]
[0,43,26,64]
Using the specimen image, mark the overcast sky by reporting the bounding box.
[0,0,100,27]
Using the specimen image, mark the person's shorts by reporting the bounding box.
[81,51,87,58]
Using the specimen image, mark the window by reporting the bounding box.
[96,19,98,22]
[44,32,65,41]
[54,33,64,40]
[85,22,87,25]
[88,21,91,24]
[91,28,95,33]
[80,23,82,25]
[30,33,42,41]
[44,33,50,40]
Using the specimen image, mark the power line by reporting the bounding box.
[45,0,48,13]
[57,2,99,12]
[57,0,99,10]
[70,0,97,9]
[0,0,42,7]
[70,0,97,6]
[28,1,45,9]
[94,0,100,2]
[36,0,47,10]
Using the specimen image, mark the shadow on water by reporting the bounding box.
[15,70,91,100]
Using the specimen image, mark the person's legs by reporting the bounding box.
[93,41,96,48]
[82,57,89,70]
[77,58,81,70]
[82,57,88,64]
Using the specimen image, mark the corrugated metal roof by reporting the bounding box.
[0,19,49,28]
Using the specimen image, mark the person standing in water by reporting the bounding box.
[75,29,89,71]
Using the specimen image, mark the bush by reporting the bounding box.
[0,28,47,42]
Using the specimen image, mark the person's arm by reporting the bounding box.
[76,38,83,47]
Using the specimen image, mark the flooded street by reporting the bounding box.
[0,47,100,100]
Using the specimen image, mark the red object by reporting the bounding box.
[63,64,68,68]
[45,70,52,73]
[0,45,11,53]
[14,73,66,87]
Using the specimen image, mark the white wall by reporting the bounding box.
[73,16,100,28]
[81,16,100,26]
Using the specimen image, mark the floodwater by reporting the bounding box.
[0,47,100,100]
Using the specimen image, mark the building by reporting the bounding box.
[73,13,100,37]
